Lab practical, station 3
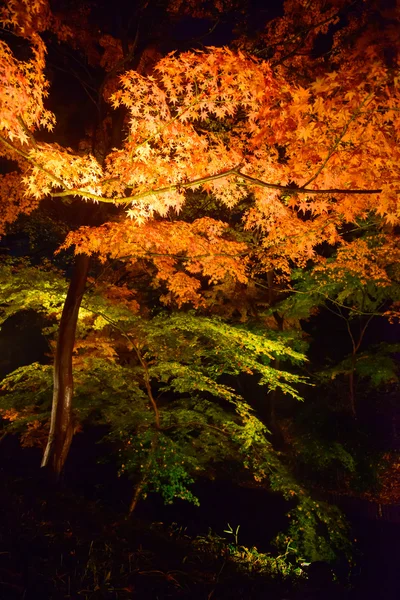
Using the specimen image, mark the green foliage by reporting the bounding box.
[81,308,312,510]
[0,362,52,409]
[74,358,149,426]
[279,497,351,564]
[320,343,400,388]
[128,312,308,401]
[118,430,200,505]
[277,229,400,322]
[0,362,52,432]
[7,209,70,260]
[292,436,357,474]
[270,229,399,510]
[0,366,51,450]
[286,394,388,496]
[0,256,354,564]
[193,528,305,579]
[267,461,352,562]
[0,258,67,326]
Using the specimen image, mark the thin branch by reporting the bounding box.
[117,250,247,261]
[80,305,159,428]
[0,134,67,189]
[49,167,389,205]
[17,117,37,147]
[50,166,243,203]
[354,312,376,353]
[252,279,385,317]
[258,12,340,61]
[50,62,99,108]
[301,93,374,188]
[233,171,386,195]
[160,420,230,436]
[52,44,97,87]
[191,18,221,47]
[133,345,160,430]
[0,134,396,208]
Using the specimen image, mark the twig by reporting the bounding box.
[301,93,374,189]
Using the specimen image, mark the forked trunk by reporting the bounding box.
[41,253,90,476]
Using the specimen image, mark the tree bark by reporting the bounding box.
[345,313,374,419]
[129,344,160,515]
[265,270,286,447]
[129,432,159,515]
[41,253,90,476]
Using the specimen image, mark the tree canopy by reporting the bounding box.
[1,0,399,566]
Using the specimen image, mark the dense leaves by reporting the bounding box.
[1,0,399,571]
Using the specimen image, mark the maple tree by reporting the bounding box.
[276,228,400,415]
[0,256,353,562]
[0,0,400,561]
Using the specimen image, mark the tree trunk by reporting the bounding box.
[348,352,357,418]
[41,253,90,476]
[129,432,159,515]
[265,270,286,447]
[129,346,160,515]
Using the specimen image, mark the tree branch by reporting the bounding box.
[0,134,66,189]
[1,133,396,208]
[301,93,374,189]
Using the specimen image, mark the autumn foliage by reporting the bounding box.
[1,5,399,282]
[0,0,400,563]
